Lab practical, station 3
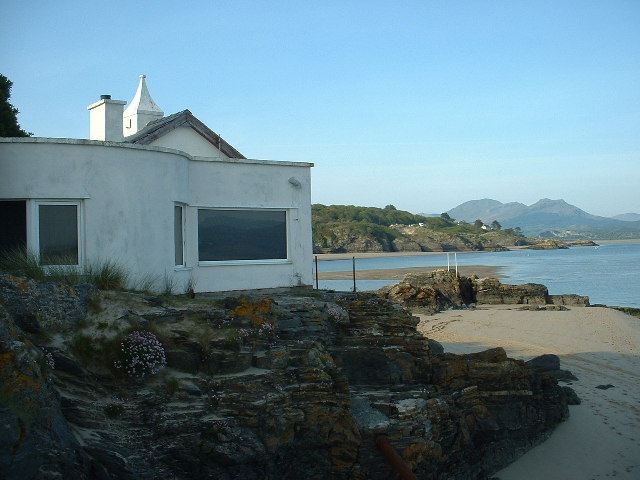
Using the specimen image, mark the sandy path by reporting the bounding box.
[417,305,640,480]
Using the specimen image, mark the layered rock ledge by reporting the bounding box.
[379,270,589,313]
[0,274,568,479]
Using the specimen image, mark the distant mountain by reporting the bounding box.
[611,213,640,222]
[447,198,640,239]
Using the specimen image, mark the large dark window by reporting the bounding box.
[39,204,79,265]
[198,209,287,261]
[0,201,27,253]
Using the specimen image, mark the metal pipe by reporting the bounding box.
[375,435,419,480]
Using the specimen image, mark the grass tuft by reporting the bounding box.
[86,260,129,290]
[0,247,46,280]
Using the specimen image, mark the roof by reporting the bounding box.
[124,109,247,159]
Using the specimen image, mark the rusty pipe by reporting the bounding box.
[375,435,419,480]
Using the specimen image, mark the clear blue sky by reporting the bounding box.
[3,0,639,217]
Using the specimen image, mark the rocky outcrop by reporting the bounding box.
[474,277,548,305]
[379,271,590,311]
[548,294,590,306]
[525,354,579,383]
[0,304,91,479]
[0,274,96,334]
[566,240,598,247]
[525,239,569,250]
[0,279,570,480]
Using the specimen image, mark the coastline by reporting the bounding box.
[417,305,640,479]
[315,238,640,262]
[317,265,503,280]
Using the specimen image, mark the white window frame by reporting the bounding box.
[27,200,84,267]
[196,207,292,266]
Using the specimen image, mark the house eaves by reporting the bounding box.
[125,109,247,159]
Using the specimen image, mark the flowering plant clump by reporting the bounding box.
[114,330,166,378]
[41,347,55,370]
[327,306,348,323]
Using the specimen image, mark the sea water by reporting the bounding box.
[315,242,640,308]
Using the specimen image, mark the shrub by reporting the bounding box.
[114,330,166,378]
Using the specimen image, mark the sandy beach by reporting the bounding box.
[317,265,504,280]
[417,305,640,479]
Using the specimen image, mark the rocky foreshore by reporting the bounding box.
[1,274,569,479]
[379,270,589,314]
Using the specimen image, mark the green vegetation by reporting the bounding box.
[0,248,129,290]
[0,74,31,137]
[312,204,530,253]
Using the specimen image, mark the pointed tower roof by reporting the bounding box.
[123,74,163,117]
[123,75,165,137]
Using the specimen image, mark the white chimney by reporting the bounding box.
[87,95,126,142]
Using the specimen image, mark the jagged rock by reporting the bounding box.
[526,354,561,371]
[595,384,615,390]
[562,386,581,405]
[0,280,570,480]
[379,270,474,312]
[0,273,96,334]
[525,354,578,382]
[474,277,548,305]
[381,273,587,312]
[548,294,590,306]
[0,304,91,479]
[427,338,445,355]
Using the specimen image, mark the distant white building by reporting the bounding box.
[0,76,313,293]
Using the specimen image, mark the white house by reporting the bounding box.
[0,76,314,293]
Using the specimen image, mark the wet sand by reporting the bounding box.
[417,305,640,479]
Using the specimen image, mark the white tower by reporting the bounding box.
[123,75,164,137]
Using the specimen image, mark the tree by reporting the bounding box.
[491,220,502,230]
[440,212,453,222]
[474,219,484,228]
[1,74,31,137]
[384,205,397,210]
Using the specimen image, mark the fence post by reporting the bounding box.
[314,255,319,289]
[352,256,357,292]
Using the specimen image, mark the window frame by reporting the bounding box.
[196,207,291,265]
[28,200,84,267]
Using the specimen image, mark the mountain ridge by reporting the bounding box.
[446,198,640,239]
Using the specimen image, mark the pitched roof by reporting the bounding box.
[125,109,246,159]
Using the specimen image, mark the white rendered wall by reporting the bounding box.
[0,139,313,293]
[148,127,228,158]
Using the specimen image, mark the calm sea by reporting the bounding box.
[315,242,640,308]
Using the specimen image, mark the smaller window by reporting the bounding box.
[174,204,185,266]
[38,203,79,265]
